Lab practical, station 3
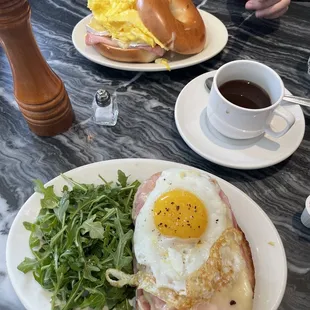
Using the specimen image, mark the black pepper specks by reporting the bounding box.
[216,219,219,224]
[176,205,180,211]
[230,300,236,306]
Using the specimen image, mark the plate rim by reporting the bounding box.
[6,158,287,310]
[71,10,228,72]
[175,71,306,170]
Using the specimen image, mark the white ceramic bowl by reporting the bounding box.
[6,159,287,310]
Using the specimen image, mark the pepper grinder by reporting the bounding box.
[0,0,74,136]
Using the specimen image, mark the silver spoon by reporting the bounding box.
[204,77,310,108]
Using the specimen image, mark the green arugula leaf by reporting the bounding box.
[81,215,105,239]
[117,170,128,188]
[23,221,35,232]
[17,257,39,273]
[114,229,133,270]
[83,264,100,282]
[34,180,59,209]
[54,191,69,224]
[33,179,46,194]
[114,298,133,310]
[79,290,106,309]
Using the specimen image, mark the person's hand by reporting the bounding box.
[245,0,290,19]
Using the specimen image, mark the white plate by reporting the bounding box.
[72,11,228,71]
[175,71,305,170]
[7,159,286,310]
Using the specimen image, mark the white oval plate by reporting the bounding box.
[72,11,228,71]
[6,159,287,310]
[175,71,305,170]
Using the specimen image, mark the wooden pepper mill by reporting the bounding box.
[0,0,74,136]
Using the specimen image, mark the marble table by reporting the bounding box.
[1,0,310,309]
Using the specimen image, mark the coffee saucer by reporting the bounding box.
[175,71,305,169]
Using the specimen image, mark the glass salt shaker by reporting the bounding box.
[92,89,119,126]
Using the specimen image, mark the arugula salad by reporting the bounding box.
[17,170,140,310]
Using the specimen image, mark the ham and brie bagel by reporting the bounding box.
[106,169,255,309]
[86,0,206,63]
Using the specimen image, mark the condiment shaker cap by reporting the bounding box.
[301,195,310,228]
[95,89,111,108]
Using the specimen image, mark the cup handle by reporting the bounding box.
[264,106,295,138]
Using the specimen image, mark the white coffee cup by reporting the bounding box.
[207,60,295,140]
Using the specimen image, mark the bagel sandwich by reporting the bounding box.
[85,0,206,63]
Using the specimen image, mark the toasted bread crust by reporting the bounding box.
[238,228,256,290]
[137,0,206,54]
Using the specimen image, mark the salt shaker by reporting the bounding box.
[92,89,118,126]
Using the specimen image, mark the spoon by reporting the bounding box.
[204,77,310,108]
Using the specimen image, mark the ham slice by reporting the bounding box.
[85,32,119,47]
[132,172,161,221]
[85,33,165,57]
[138,45,166,57]
[133,172,255,310]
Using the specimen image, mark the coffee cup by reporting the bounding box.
[206,60,295,140]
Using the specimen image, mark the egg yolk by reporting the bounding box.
[153,189,207,239]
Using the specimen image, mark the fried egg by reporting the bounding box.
[134,169,234,294]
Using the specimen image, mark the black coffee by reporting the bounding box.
[218,80,271,109]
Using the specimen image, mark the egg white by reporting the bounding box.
[134,169,232,293]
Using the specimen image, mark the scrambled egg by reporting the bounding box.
[87,0,165,48]
[155,58,171,71]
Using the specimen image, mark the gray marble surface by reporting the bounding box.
[1,0,310,309]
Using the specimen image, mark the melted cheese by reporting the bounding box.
[205,270,253,310]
